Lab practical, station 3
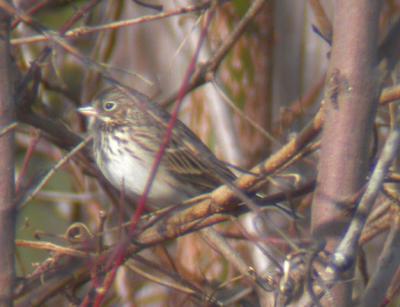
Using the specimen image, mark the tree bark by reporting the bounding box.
[311,0,381,305]
[0,2,15,306]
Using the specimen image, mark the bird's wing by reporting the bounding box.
[141,96,236,192]
[163,124,236,192]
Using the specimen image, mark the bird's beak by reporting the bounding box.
[78,105,97,117]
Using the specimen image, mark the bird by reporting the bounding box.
[78,86,293,215]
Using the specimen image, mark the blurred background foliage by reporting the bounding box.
[13,0,328,304]
[10,0,400,306]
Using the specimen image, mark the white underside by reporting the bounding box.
[97,135,180,206]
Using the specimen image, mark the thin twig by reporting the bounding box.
[16,240,91,258]
[19,136,92,208]
[160,0,267,106]
[0,121,17,137]
[360,214,400,307]
[309,0,333,43]
[92,5,219,306]
[331,112,400,270]
[201,227,274,291]
[10,1,223,46]
[212,81,280,145]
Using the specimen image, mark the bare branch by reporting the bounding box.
[311,0,382,305]
[0,2,15,305]
[360,214,400,307]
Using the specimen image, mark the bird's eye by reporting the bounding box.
[103,101,116,111]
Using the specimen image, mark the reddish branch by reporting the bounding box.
[8,0,400,305]
[311,1,382,306]
[91,7,218,306]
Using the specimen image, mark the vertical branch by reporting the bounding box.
[0,1,15,306]
[311,0,381,305]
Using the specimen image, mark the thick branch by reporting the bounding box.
[311,0,381,305]
[0,2,15,306]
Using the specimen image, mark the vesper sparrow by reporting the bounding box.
[79,86,291,214]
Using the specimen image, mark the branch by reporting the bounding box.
[10,1,224,46]
[160,0,267,106]
[311,0,382,305]
[359,214,400,307]
[14,107,320,304]
[297,101,400,307]
[0,2,15,305]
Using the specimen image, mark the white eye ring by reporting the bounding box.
[103,101,116,111]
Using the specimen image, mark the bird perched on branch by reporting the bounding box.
[78,86,293,215]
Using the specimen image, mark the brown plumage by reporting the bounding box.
[79,86,236,207]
